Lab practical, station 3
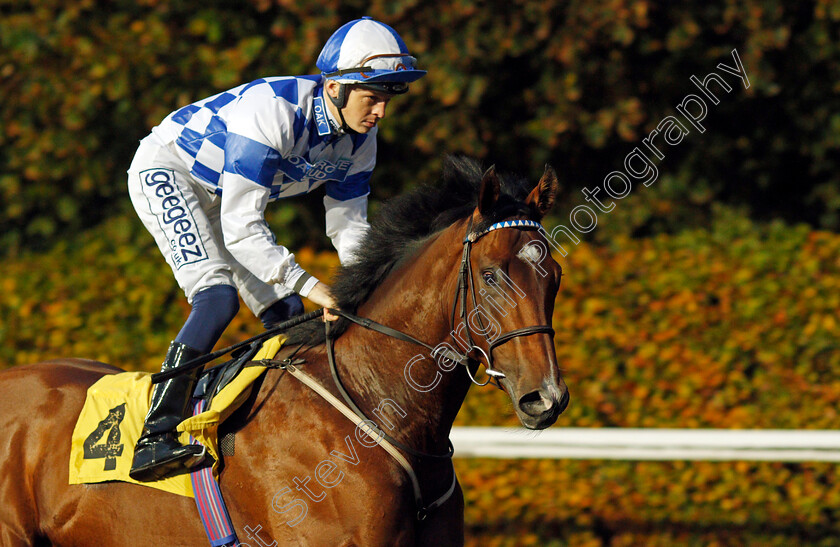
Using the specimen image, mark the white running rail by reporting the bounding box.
[450,427,840,462]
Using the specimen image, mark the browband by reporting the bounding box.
[465,219,542,243]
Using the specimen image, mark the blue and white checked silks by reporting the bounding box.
[153,76,375,203]
[142,75,374,284]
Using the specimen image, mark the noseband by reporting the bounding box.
[451,218,556,387]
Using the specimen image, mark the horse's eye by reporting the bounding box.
[482,270,497,285]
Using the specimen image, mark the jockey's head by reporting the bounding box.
[317,17,426,134]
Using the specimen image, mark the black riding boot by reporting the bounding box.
[129,341,206,481]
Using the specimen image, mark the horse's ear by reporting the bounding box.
[478,165,501,217]
[526,164,561,219]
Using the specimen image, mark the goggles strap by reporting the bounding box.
[323,65,375,78]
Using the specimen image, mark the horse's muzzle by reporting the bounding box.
[515,380,569,430]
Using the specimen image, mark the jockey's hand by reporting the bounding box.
[307,282,340,321]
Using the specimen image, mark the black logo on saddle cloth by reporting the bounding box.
[83,403,126,471]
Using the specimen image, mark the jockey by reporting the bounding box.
[126,17,426,481]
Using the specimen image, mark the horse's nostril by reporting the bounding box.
[518,390,548,416]
[519,386,569,419]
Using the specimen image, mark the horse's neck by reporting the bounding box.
[333,220,472,457]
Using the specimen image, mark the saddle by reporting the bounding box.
[68,335,287,497]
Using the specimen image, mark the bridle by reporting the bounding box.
[319,215,557,519]
[324,215,556,458]
[450,217,556,387]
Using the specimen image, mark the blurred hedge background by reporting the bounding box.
[2,0,839,545]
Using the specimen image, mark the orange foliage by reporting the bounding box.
[2,210,838,543]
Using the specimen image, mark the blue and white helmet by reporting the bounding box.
[317,17,426,94]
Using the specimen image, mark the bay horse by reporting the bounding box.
[0,157,568,546]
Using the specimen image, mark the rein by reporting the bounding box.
[151,309,325,384]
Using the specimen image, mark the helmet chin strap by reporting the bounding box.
[326,83,358,135]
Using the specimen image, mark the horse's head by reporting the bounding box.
[452,164,568,430]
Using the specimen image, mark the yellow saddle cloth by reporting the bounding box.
[68,335,286,498]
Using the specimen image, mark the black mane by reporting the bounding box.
[285,156,536,344]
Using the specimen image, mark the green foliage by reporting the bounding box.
[2,0,839,254]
